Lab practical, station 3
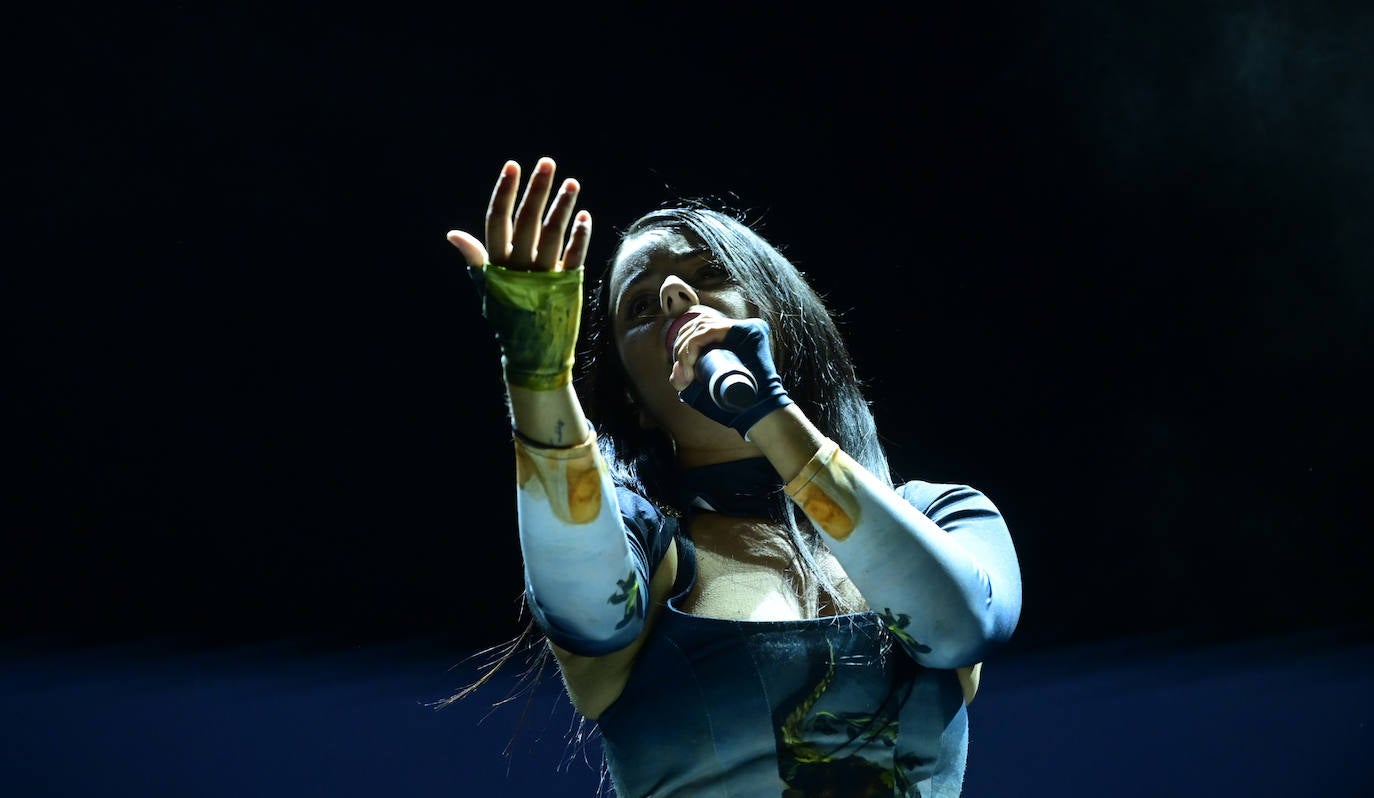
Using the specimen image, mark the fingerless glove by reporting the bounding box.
[469,263,583,390]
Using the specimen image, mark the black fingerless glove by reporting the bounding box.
[678,319,793,438]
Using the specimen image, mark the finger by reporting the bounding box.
[670,359,688,390]
[673,315,729,357]
[673,319,731,386]
[485,160,520,264]
[445,229,489,269]
[560,210,593,272]
[535,177,581,270]
[510,156,557,266]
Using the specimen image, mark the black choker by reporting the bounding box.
[673,457,788,520]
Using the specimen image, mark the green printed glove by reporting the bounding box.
[469,264,584,390]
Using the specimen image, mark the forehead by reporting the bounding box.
[608,228,703,302]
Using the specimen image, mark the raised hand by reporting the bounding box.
[445,157,592,395]
[447,157,591,273]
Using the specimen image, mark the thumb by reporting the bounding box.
[446,230,489,269]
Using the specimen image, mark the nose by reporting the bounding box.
[659,275,700,316]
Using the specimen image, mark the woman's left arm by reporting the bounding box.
[750,405,1023,669]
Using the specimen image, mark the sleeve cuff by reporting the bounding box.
[785,437,840,498]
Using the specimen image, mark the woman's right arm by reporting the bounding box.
[446,157,676,716]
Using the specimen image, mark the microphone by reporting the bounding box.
[696,348,758,413]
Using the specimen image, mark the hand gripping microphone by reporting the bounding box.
[696,348,758,413]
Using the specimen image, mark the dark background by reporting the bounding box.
[6,2,1373,795]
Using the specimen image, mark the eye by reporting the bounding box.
[625,293,657,319]
[696,262,730,282]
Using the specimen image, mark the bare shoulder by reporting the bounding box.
[550,538,680,720]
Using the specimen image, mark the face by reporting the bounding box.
[608,228,754,440]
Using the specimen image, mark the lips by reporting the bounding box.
[664,312,701,357]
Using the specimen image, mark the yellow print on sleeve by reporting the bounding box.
[513,434,603,525]
[785,439,862,541]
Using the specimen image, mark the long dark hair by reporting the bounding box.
[437,199,892,725]
[582,201,891,495]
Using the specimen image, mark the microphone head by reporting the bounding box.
[698,348,759,413]
[714,374,758,413]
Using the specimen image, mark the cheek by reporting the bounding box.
[616,331,662,387]
[707,287,754,320]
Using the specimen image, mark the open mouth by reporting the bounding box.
[664,312,701,357]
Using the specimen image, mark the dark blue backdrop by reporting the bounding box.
[4,626,1370,796]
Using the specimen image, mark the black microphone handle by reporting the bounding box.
[696,348,759,413]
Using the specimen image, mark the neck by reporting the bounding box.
[672,437,764,469]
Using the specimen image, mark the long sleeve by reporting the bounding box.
[786,439,1022,669]
[513,433,675,657]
